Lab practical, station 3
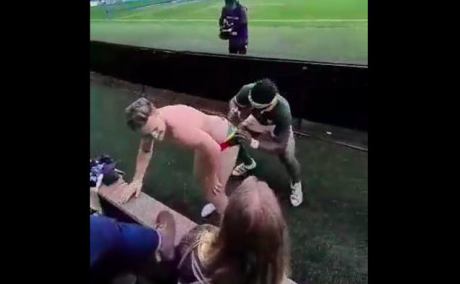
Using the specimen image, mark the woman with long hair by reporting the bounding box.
[176,176,290,284]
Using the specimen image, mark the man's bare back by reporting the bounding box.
[159,104,229,148]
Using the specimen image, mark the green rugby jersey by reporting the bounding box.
[233,83,293,139]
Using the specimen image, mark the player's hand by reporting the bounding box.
[228,107,241,124]
[229,107,240,117]
[234,129,260,149]
[231,31,237,36]
[234,129,252,143]
[120,179,143,203]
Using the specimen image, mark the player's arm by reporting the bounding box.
[121,135,154,203]
[246,116,291,154]
[232,6,247,34]
[228,84,252,124]
[240,6,248,25]
[257,125,290,154]
[219,8,225,27]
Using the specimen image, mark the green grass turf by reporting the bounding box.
[90,0,368,64]
[90,81,368,284]
[90,0,169,19]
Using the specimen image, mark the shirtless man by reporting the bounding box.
[120,98,239,217]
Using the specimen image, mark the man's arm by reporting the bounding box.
[257,127,290,154]
[219,7,225,27]
[233,5,247,33]
[228,84,253,124]
[120,135,154,203]
[132,135,154,182]
[238,116,291,155]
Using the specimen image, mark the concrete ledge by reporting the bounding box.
[97,179,297,284]
[98,180,196,245]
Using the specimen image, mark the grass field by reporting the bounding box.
[90,0,368,64]
[90,81,368,284]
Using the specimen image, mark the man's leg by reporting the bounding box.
[231,115,263,176]
[218,143,240,189]
[232,144,256,176]
[229,45,238,54]
[278,132,303,206]
[194,150,229,216]
[278,142,301,184]
[239,144,255,165]
[201,121,245,217]
[238,44,247,55]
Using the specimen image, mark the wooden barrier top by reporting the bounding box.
[97,179,297,284]
[98,180,196,245]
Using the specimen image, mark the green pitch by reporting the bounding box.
[90,0,367,64]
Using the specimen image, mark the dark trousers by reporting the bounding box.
[229,44,247,54]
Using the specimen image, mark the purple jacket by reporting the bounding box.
[219,3,248,45]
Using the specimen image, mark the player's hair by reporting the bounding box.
[250,78,279,105]
[209,176,290,284]
[125,97,156,130]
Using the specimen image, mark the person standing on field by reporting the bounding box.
[219,0,248,54]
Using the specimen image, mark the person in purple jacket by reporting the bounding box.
[219,0,248,54]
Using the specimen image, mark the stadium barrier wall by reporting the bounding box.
[90,41,368,131]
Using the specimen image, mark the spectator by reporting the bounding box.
[219,0,248,54]
[176,176,290,284]
[101,0,111,20]
[90,211,176,283]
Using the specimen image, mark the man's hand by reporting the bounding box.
[235,129,260,149]
[227,107,241,125]
[120,179,143,203]
[234,129,252,143]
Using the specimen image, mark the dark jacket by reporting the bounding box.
[219,3,248,46]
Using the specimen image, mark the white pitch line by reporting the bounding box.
[200,2,286,10]
[119,0,204,19]
[91,18,368,22]
[246,3,286,7]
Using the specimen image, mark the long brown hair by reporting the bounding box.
[209,176,290,284]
